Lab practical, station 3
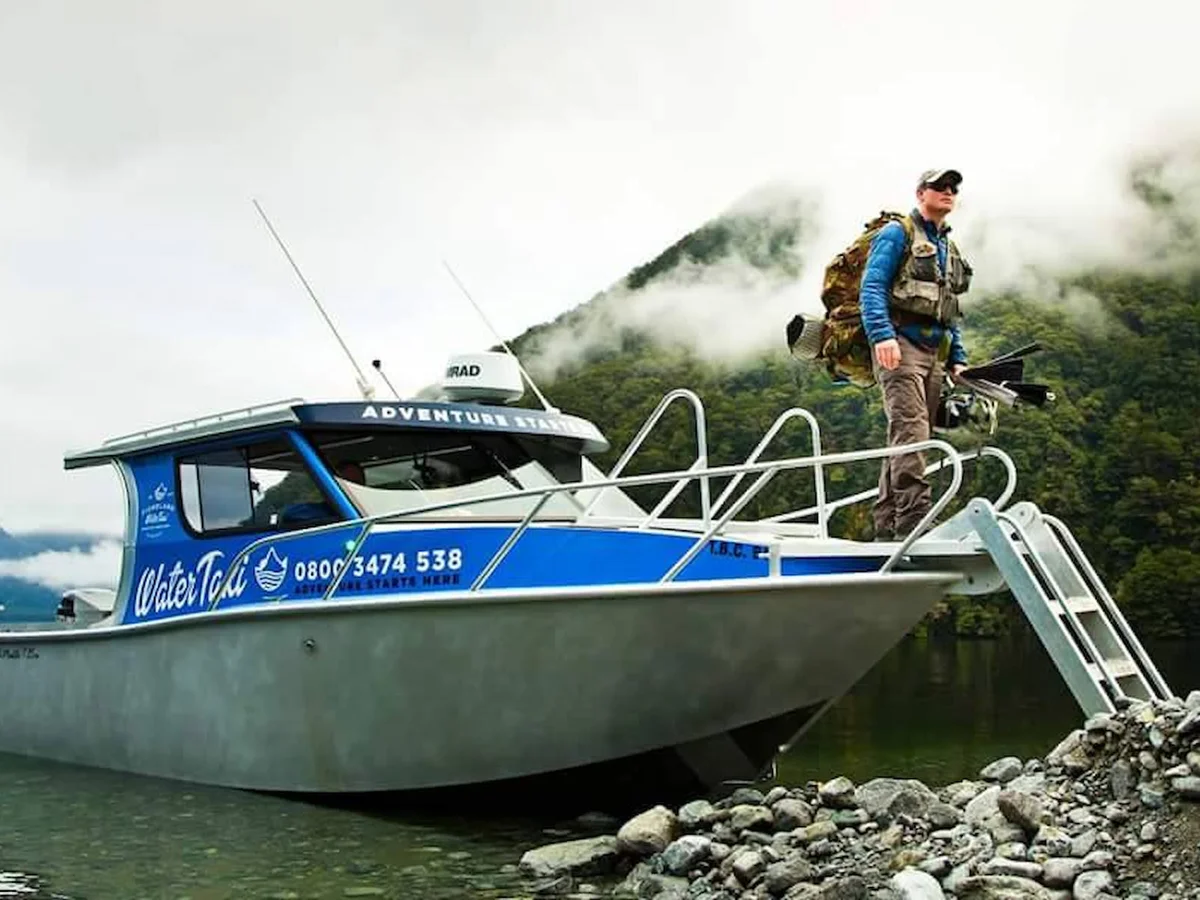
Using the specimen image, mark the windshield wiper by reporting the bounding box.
[471,440,523,490]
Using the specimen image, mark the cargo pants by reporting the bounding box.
[873,335,943,539]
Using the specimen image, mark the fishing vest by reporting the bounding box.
[890,213,972,325]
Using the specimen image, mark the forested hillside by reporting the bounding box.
[508,164,1200,639]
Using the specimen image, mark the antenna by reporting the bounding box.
[371,359,402,400]
[441,260,557,412]
[252,199,376,401]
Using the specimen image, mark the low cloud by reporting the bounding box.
[522,128,1200,379]
[0,541,122,591]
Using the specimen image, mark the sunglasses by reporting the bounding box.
[923,182,959,195]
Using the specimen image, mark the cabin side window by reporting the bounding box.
[177,438,331,535]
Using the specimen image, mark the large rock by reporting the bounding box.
[978,859,1043,880]
[678,799,715,830]
[890,868,946,900]
[1177,706,1200,736]
[763,853,815,896]
[956,874,1056,900]
[1046,731,1090,772]
[730,804,774,832]
[819,776,858,809]
[855,778,939,823]
[1170,775,1200,800]
[980,757,1024,784]
[1032,825,1073,858]
[1041,857,1084,888]
[794,820,839,843]
[995,842,1028,860]
[1069,831,1097,859]
[965,786,1003,829]
[773,798,815,830]
[997,790,1044,834]
[927,801,964,829]
[1006,773,1047,796]
[660,835,711,876]
[944,780,985,808]
[919,856,952,879]
[732,849,767,886]
[1073,870,1115,900]
[1109,760,1134,801]
[518,835,620,878]
[617,805,678,856]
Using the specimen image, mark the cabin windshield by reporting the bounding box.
[310,429,591,519]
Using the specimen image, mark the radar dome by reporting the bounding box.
[441,352,524,404]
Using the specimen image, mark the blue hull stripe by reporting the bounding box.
[124,525,884,625]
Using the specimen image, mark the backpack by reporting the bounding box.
[788,211,915,388]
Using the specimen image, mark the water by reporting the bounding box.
[2,627,1197,899]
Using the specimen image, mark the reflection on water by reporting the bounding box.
[2,625,1197,899]
[0,754,562,900]
[782,626,1200,786]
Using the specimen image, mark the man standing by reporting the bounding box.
[860,169,972,540]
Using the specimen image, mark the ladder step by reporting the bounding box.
[1057,595,1100,615]
[1088,658,1140,680]
[968,498,1175,719]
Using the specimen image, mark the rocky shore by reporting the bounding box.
[517,694,1200,900]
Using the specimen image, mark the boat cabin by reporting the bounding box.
[64,397,633,535]
[57,354,677,627]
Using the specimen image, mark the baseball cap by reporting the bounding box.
[917,169,963,190]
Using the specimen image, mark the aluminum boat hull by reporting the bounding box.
[0,571,957,802]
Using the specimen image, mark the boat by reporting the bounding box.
[0,350,1175,811]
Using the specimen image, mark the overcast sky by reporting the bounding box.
[2,0,1199,540]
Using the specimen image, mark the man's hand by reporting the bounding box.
[949,363,967,378]
[874,338,901,371]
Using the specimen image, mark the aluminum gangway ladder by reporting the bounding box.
[964,497,1176,717]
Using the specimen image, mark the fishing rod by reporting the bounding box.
[252,199,376,401]
[441,260,558,413]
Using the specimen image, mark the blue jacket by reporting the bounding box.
[859,212,968,367]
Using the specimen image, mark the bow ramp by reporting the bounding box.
[942,497,1175,717]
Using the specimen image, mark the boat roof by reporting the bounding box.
[63,398,610,470]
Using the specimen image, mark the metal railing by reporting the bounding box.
[1043,514,1173,700]
[206,437,965,610]
[763,444,1018,526]
[709,408,828,538]
[579,389,711,525]
[101,398,305,448]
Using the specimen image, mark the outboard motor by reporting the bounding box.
[57,588,116,626]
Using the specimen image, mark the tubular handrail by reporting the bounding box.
[995,509,1128,697]
[101,398,304,448]
[762,444,1019,524]
[1043,514,1173,700]
[206,437,965,609]
[982,446,1019,511]
[661,467,780,582]
[881,453,964,572]
[579,389,711,525]
[709,408,828,538]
